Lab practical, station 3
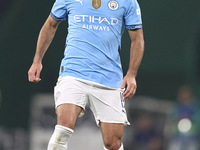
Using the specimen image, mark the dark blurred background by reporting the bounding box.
[0,0,200,150]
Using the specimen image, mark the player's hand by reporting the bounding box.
[28,62,43,83]
[121,74,137,100]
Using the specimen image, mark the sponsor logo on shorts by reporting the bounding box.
[55,91,61,101]
[120,92,126,114]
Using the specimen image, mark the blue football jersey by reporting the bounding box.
[51,0,142,88]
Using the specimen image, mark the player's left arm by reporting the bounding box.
[121,28,144,100]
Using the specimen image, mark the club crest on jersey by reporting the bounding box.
[108,0,119,10]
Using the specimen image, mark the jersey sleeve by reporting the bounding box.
[124,0,142,30]
[50,0,68,21]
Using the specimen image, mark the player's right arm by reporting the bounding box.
[28,15,60,83]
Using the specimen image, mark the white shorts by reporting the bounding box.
[54,76,130,126]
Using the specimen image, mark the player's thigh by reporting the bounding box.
[56,103,83,129]
[54,76,89,129]
[100,122,123,145]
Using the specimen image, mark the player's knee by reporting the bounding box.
[104,140,121,150]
